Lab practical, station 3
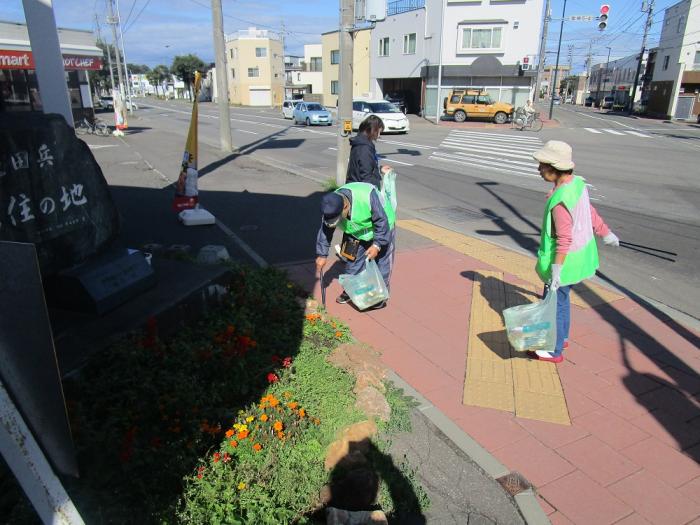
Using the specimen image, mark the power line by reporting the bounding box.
[123,0,152,33]
[122,0,138,27]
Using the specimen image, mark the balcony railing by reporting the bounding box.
[387,0,425,16]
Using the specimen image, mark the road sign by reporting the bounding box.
[569,15,595,21]
[343,120,352,133]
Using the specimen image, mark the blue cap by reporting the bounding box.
[321,192,344,220]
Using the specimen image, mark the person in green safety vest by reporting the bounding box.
[530,141,620,363]
[315,181,396,310]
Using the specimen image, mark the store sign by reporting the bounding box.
[0,50,102,71]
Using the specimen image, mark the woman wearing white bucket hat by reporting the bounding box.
[530,141,620,363]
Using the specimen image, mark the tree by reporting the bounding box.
[127,63,150,74]
[89,40,121,95]
[146,64,170,97]
[171,54,206,98]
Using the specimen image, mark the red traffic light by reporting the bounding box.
[600,4,610,14]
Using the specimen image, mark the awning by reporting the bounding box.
[0,49,103,70]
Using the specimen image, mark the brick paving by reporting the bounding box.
[283,222,700,525]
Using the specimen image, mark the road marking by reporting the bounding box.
[430,152,539,179]
[624,130,651,138]
[556,106,637,129]
[378,156,414,166]
[87,144,118,149]
[215,219,268,268]
[602,129,625,135]
[327,146,337,150]
[442,142,535,161]
[584,127,603,134]
[450,130,543,143]
[236,129,258,134]
[378,138,435,150]
[442,138,537,154]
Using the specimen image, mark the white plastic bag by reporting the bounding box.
[338,259,389,310]
[503,292,557,352]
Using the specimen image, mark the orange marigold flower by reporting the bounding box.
[225,429,234,438]
[238,430,249,440]
[273,421,283,432]
[298,408,306,418]
[287,401,298,409]
[252,443,262,452]
[276,431,285,440]
[335,331,343,338]
[269,397,280,407]
[229,440,238,448]
[260,414,269,422]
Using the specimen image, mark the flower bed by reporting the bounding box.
[0,264,427,524]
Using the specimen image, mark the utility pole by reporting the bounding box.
[601,46,611,106]
[336,0,354,187]
[211,0,233,152]
[628,0,654,113]
[435,0,446,122]
[584,39,593,95]
[95,14,115,95]
[115,0,134,112]
[548,0,567,120]
[535,0,551,101]
[107,0,125,100]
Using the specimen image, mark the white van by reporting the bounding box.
[282,100,302,119]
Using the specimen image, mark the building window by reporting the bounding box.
[330,50,340,64]
[694,51,700,69]
[663,55,670,70]
[378,37,390,57]
[331,80,339,94]
[255,47,267,58]
[403,33,416,54]
[231,68,235,79]
[677,15,686,33]
[229,49,233,59]
[310,56,322,72]
[248,67,260,77]
[458,25,503,51]
[297,72,301,81]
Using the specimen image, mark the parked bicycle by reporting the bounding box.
[75,117,111,136]
[513,111,543,132]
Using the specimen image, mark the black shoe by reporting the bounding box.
[367,300,387,311]
[336,292,351,304]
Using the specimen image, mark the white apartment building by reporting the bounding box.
[370,0,543,117]
[285,44,323,101]
[647,0,700,119]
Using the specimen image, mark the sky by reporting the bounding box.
[0,0,680,71]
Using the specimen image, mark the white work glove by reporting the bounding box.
[603,232,620,247]
[549,264,562,291]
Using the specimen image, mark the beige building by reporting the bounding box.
[225,27,284,106]
[321,29,371,107]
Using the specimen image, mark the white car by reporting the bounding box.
[282,99,302,119]
[352,100,409,134]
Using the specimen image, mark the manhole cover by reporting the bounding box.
[420,206,499,223]
[239,225,259,231]
[496,471,532,496]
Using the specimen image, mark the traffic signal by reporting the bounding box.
[598,4,610,30]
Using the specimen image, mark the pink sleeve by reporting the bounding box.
[590,204,611,237]
[552,204,573,255]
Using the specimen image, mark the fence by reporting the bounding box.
[387,0,425,16]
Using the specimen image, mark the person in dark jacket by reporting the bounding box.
[346,115,392,189]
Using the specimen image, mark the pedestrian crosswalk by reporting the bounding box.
[430,130,544,179]
[583,128,652,138]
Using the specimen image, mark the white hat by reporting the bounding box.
[532,140,575,171]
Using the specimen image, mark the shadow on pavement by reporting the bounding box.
[471,181,700,462]
[315,439,426,524]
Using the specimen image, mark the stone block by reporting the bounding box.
[196,245,231,265]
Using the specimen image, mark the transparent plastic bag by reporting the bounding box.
[503,291,557,352]
[338,259,389,310]
[382,169,397,212]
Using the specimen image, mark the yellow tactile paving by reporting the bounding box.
[463,271,515,412]
[462,271,571,425]
[398,219,623,308]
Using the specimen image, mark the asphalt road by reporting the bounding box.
[117,99,700,320]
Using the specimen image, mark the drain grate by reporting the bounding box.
[420,205,499,223]
[496,471,532,496]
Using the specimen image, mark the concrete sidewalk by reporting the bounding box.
[283,221,700,525]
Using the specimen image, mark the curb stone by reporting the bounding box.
[385,370,551,525]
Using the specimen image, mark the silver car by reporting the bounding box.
[292,102,333,126]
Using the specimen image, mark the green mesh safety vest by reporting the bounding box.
[336,182,396,241]
[536,175,600,286]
